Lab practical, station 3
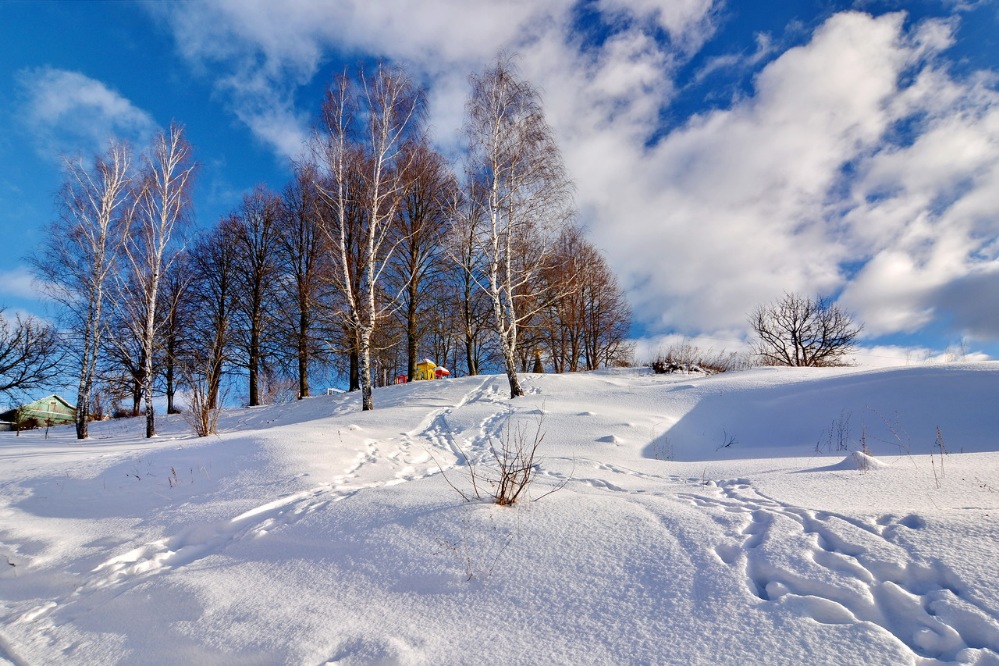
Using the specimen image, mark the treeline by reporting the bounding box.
[31,58,631,439]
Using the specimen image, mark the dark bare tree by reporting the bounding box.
[750,292,861,367]
[158,255,192,414]
[276,162,329,399]
[101,292,147,415]
[231,187,281,406]
[390,138,457,382]
[464,58,574,398]
[32,141,133,438]
[541,228,632,372]
[0,309,65,401]
[444,192,494,376]
[186,219,241,409]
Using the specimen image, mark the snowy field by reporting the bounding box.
[1,364,998,665]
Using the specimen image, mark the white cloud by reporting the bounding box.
[597,0,718,52]
[148,0,577,159]
[16,67,157,159]
[0,268,44,301]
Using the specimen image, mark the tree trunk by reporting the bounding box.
[165,336,177,413]
[349,349,360,392]
[298,306,310,399]
[406,283,418,382]
[75,376,90,440]
[359,331,374,411]
[465,336,478,376]
[503,348,524,398]
[248,325,260,406]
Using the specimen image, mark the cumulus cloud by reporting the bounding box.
[16,67,157,159]
[147,0,577,159]
[149,2,999,356]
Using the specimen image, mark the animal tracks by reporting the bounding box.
[680,480,999,663]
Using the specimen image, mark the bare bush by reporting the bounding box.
[182,365,224,437]
[440,414,562,507]
[486,422,543,506]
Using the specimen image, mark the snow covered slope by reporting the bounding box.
[1,364,997,664]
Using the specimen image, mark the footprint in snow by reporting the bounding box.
[679,479,999,663]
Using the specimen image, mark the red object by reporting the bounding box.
[435,368,450,379]
[396,375,408,384]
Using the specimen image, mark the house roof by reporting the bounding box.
[28,394,76,410]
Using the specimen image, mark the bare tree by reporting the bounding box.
[32,141,133,438]
[464,58,574,398]
[316,65,423,411]
[101,296,147,415]
[391,138,457,382]
[231,187,281,406]
[445,192,495,376]
[0,309,64,401]
[158,255,192,414]
[275,161,329,399]
[119,124,195,437]
[186,219,241,410]
[750,292,861,367]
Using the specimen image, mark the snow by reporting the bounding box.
[1,363,998,665]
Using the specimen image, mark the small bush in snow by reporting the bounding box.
[649,342,750,375]
[182,368,224,437]
[440,414,563,507]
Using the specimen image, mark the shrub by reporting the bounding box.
[440,415,562,507]
[649,342,750,375]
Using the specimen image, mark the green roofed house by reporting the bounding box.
[0,395,76,431]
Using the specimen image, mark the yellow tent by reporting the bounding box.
[414,359,437,381]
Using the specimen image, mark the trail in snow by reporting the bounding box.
[10,377,515,641]
[679,480,999,663]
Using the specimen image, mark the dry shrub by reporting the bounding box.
[181,366,224,437]
[441,414,563,507]
[649,342,751,375]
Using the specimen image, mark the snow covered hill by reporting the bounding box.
[1,364,998,665]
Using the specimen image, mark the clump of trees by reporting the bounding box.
[33,126,195,439]
[750,292,861,367]
[27,58,632,433]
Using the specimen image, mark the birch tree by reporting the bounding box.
[119,124,195,437]
[316,65,423,411]
[464,59,574,398]
[32,141,132,438]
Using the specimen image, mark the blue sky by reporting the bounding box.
[2,0,998,366]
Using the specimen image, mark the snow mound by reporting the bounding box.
[839,451,888,471]
[1,364,998,664]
